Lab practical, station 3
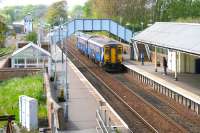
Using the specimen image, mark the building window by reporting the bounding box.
[39,58,43,63]
[27,58,36,64]
[15,59,18,64]
[18,59,24,64]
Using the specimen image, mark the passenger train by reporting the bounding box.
[76,33,123,71]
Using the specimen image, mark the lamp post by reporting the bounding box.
[141,22,144,31]
[37,22,41,47]
[59,17,69,121]
[64,25,69,122]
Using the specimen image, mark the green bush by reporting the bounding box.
[25,32,38,44]
[0,46,15,57]
[0,20,7,48]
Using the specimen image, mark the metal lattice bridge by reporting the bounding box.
[51,19,134,44]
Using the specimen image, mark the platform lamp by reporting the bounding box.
[64,23,69,122]
[141,22,144,31]
[60,17,69,121]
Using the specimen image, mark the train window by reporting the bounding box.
[105,48,110,55]
[118,48,122,54]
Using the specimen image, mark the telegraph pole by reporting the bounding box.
[59,17,69,121]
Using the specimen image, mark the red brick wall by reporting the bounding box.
[0,68,41,80]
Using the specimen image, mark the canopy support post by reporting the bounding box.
[175,51,178,81]
[155,46,157,72]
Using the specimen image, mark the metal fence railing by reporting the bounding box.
[96,107,133,133]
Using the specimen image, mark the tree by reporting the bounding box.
[69,5,83,19]
[83,0,93,18]
[85,0,148,31]
[45,0,68,26]
[0,15,7,48]
[0,5,47,24]
[83,0,200,31]
[25,32,37,44]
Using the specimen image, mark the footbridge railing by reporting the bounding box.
[51,19,134,44]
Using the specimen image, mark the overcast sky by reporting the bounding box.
[0,0,88,10]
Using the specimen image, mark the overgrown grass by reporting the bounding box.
[0,74,47,128]
[0,46,15,57]
[176,17,200,23]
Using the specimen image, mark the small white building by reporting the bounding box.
[19,95,38,131]
[24,13,33,33]
[13,20,24,33]
[11,42,51,72]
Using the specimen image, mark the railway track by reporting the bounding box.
[113,73,200,133]
[67,46,156,133]
[63,38,188,133]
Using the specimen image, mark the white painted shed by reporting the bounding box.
[11,42,51,72]
[19,95,38,131]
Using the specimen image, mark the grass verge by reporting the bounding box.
[0,74,47,128]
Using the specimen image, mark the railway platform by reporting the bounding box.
[51,45,98,132]
[123,59,200,114]
[51,45,130,132]
[63,61,98,132]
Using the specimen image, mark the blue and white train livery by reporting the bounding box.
[76,33,123,71]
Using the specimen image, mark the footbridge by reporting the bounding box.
[51,19,134,44]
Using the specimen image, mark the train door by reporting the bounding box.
[117,46,123,63]
[111,47,116,64]
[104,46,110,64]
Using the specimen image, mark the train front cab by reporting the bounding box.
[103,44,123,72]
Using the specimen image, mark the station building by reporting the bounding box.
[126,22,200,114]
[11,42,51,72]
[133,22,200,77]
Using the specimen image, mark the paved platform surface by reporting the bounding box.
[123,60,200,102]
[65,62,98,132]
[52,45,98,132]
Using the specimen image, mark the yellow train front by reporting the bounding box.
[76,33,123,72]
[103,42,123,72]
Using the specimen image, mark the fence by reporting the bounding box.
[126,67,200,114]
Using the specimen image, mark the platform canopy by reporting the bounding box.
[133,22,200,55]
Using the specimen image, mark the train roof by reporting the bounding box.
[77,33,121,47]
